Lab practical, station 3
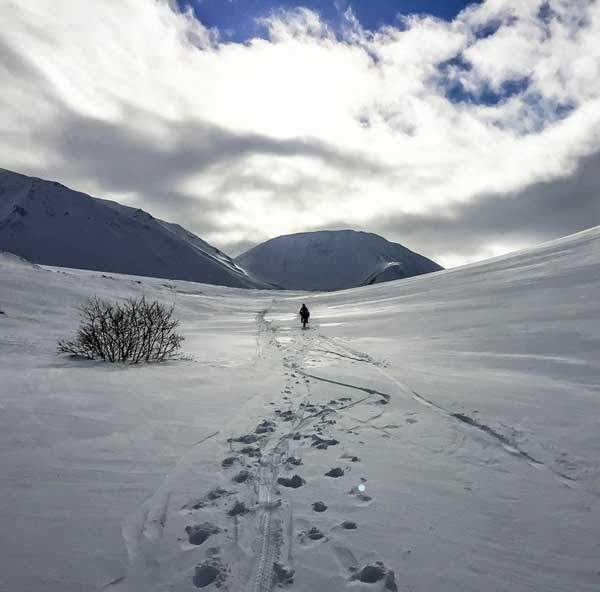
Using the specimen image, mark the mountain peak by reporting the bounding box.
[236,229,443,291]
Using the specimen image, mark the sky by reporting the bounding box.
[1,0,599,268]
[180,0,481,41]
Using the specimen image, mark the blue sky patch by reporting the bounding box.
[177,0,481,41]
[447,77,531,106]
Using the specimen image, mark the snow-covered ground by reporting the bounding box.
[0,226,599,592]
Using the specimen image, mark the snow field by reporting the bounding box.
[0,225,599,591]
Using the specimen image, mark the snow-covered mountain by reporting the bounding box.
[236,229,443,291]
[0,168,268,289]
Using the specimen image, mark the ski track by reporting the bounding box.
[245,445,287,592]
[114,430,220,590]
[306,335,588,496]
[313,331,589,493]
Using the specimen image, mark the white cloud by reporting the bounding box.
[1,0,599,267]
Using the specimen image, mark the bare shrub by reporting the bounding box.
[58,296,184,363]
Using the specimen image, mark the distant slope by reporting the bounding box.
[0,169,268,288]
[235,229,443,291]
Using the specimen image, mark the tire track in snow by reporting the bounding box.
[255,308,271,363]
[248,510,280,592]
[244,431,292,592]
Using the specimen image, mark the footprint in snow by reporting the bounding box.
[232,469,251,483]
[239,446,261,458]
[185,522,220,546]
[299,527,327,545]
[311,435,339,449]
[185,487,233,510]
[277,474,305,488]
[255,419,275,434]
[351,562,398,591]
[227,500,248,516]
[193,558,227,589]
[273,563,294,586]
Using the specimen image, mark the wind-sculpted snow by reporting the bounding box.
[0,168,268,288]
[0,226,599,591]
[236,229,443,291]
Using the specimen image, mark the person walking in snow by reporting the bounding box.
[299,303,310,329]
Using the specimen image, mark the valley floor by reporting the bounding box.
[0,228,599,591]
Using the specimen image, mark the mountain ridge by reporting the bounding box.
[1,169,442,291]
[0,168,269,289]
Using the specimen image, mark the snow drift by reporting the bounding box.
[0,168,268,289]
[236,229,443,291]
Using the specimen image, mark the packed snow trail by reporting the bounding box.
[111,304,406,591]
